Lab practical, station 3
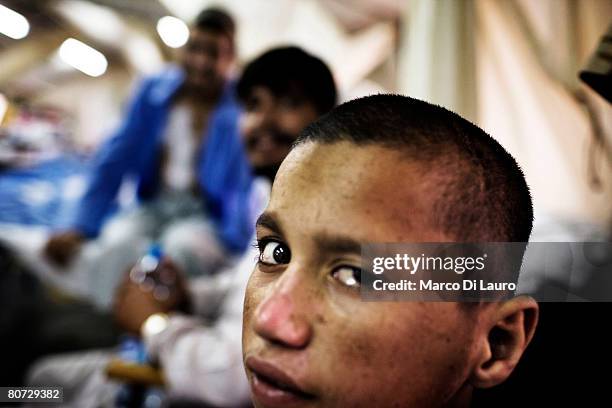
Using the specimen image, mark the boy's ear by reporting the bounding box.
[469,296,539,389]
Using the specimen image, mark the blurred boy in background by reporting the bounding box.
[43,8,254,308]
[28,46,338,407]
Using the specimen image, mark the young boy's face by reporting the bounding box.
[242,141,486,407]
[181,28,233,93]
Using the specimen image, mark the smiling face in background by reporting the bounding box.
[242,141,487,407]
[240,86,319,177]
[236,46,337,180]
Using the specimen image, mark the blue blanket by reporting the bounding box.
[0,156,91,228]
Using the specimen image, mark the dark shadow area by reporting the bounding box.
[0,243,120,386]
[473,302,612,406]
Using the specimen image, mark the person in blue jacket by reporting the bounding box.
[43,8,253,301]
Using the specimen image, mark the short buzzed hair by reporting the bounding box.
[294,94,533,242]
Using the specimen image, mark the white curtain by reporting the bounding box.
[398,0,612,231]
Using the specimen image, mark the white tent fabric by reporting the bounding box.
[398,0,477,122]
[398,0,612,230]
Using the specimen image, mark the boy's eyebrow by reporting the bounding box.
[313,233,362,255]
[256,212,284,235]
[256,212,362,255]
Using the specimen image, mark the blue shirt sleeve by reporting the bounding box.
[71,79,152,237]
[199,106,255,254]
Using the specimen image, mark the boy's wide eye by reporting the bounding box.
[332,266,361,288]
[258,241,291,265]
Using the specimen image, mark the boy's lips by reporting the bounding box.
[246,356,316,407]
